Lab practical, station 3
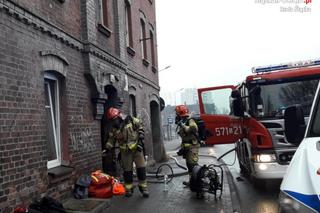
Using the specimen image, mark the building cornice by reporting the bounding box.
[0,0,84,51]
[126,68,160,91]
[83,43,127,71]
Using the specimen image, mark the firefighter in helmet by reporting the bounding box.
[105,107,149,198]
[175,105,200,186]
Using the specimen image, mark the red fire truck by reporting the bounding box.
[198,59,320,184]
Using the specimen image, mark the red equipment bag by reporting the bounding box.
[112,179,125,196]
[88,185,113,198]
[90,170,113,186]
[88,170,114,198]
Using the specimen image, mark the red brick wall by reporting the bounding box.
[0,2,101,212]
[0,0,162,211]
[126,0,159,85]
[10,0,81,40]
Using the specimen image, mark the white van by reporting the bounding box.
[279,84,320,212]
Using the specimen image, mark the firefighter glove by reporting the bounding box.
[177,148,186,156]
[138,130,145,140]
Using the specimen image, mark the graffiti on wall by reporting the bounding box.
[70,128,97,152]
[137,108,151,139]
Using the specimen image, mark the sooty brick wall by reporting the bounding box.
[0,0,162,211]
[0,1,101,212]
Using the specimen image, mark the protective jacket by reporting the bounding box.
[177,118,199,149]
[106,116,144,152]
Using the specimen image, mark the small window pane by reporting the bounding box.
[202,88,232,115]
[44,82,50,107]
[310,106,320,136]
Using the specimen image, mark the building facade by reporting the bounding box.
[180,88,198,105]
[0,0,164,211]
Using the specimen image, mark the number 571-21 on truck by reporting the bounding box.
[198,59,320,185]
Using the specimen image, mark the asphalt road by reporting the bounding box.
[213,144,281,213]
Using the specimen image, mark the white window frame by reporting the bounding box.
[44,73,61,169]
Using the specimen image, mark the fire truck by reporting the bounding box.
[197,59,320,184]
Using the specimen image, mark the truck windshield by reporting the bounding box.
[249,79,319,119]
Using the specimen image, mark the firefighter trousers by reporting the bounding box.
[185,145,200,173]
[121,149,147,191]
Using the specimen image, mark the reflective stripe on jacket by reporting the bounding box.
[177,118,199,147]
[106,116,143,151]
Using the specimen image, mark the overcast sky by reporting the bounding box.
[155,0,320,105]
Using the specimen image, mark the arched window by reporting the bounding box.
[149,28,156,68]
[140,18,147,60]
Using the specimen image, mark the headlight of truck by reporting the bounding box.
[253,154,277,163]
[279,191,315,213]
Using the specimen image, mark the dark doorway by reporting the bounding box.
[101,85,119,175]
[150,100,164,161]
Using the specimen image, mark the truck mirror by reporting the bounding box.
[284,105,306,145]
[231,90,244,117]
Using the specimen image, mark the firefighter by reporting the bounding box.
[105,107,149,198]
[175,105,200,186]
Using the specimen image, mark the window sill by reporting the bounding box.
[48,165,74,184]
[142,58,150,67]
[127,47,136,57]
[152,66,157,73]
[98,23,112,37]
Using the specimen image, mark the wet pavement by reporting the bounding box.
[106,139,240,213]
[213,144,281,213]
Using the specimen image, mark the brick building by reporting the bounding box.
[0,0,164,211]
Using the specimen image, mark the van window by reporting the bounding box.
[308,92,320,137]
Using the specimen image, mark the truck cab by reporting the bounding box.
[198,59,320,184]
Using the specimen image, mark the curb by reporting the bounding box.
[219,159,242,213]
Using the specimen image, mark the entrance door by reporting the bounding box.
[101,85,119,175]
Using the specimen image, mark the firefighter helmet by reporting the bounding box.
[106,107,121,120]
[175,105,189,117]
